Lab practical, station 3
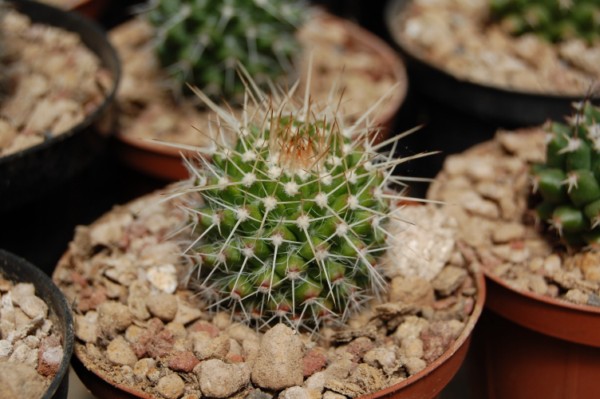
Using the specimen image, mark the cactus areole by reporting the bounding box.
[175,74,415,329]
[146,0,304,100]
[532,101,600,247]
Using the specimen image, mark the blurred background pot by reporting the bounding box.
[0,0,120,212]
[384,0,600,127]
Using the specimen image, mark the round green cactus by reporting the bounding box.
[174,72,417,329]
[490,0,600,43]
[532,101,600,247]
[145,0,305,100]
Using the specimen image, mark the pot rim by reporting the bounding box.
[484,268,600,347]
[0,249,75,399]
[0,0,121,165]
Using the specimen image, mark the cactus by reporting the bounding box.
[490,0,600,43]
[532,101,600,247]
[144,0,305,101]
[174,69,422,330]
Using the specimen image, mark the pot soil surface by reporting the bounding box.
[0,8,112,157]
[389,0,600,96]
[428,128,600,307]
[53,190,479,399]
[0,275,66,399]
[111,12,404,150]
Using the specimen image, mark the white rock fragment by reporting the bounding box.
[382,205,456,281]
[146,264,178,294]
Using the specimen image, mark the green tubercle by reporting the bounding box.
[532,101,600,247]
[144,0,305,100]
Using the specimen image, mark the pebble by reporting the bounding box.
[127,281,151,320]
[156,373,186,399]
[174,300,203,325]
[543,255,561,274]
[322,391,346,399]
[17,295,48,320]
[565,289,589,305]
[431,266,468,296]
[168,351,200,372]
[133,358,156,381]
[146,264,178,294]
[363,347,401,375]
[198,359,250,398]
[492,223,525,243]
[37,336,63,377]
[304,371,326,392]
[303,348,328,377]
[10,283,35,305]
[403,356,427,375]
[280,386,312,399]
[74,311,98,343]
[0,339,12,359]
[147,293,178,322]
[106,336,138,366]
[9,343,38,367]
[389,276,435,306]
[251,324,304,390]
[98,301,133,338]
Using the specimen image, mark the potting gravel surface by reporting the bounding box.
[0,9,113,157]
[53,189,479,399]
[389,0,600,96]
[0,275,65,399]
[428,128,600,307]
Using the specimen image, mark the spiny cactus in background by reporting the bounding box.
[490,0,600,43]
[532,101,600,247]
[144,0,305,100]
[174,70,424,330]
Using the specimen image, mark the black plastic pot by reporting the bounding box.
[0,0,121,212]
[385,0,600,127]
[0,249,74,399]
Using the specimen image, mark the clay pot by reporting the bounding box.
[114,12,408,181]
[0,249,74,399]
[482,272,600,399]
[62,256,485,399]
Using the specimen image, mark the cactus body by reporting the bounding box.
[490,0,600,43]
[532,101,600,246]
[175,73,414,329]
[146,0,304,100]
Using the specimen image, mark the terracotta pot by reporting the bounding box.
[62,256,485,399]
[114,12,408,181]
[482,272,600,399]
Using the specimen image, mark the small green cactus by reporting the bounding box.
[532,101,600,247]
[175,70,419,329]
[490,0,600,43]
[145,0,305,100]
